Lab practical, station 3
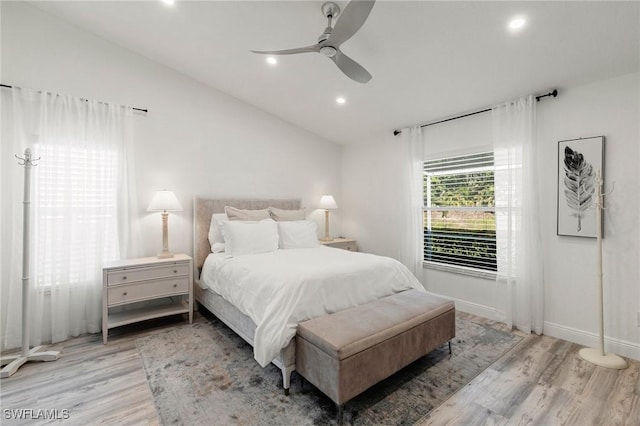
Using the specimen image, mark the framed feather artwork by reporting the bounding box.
[557,136,604,238]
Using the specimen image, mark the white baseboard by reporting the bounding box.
[427,292,640,362]
[543,321,640,361]
[448,298,500,321]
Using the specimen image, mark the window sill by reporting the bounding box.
[423,261,496,281]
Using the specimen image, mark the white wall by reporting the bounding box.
[343,73,640,360]
[537,73,640,359]
[1,1,343,261]
[341,133,405,259]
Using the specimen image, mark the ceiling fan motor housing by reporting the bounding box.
[321,2,340,19]
[319,46,338,57]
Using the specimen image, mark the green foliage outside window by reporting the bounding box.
[424,165,496,271]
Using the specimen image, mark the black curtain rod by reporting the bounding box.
[392,89,558,136]
[0,83,148,113]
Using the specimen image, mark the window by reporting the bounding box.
[423,152,496,273]
[34,141,120,288]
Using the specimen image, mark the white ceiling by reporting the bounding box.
[31,1,640,145]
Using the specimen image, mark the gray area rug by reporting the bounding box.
[137,313,521,425]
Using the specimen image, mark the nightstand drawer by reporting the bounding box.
[108,276,189,306]
[107,263,189,286]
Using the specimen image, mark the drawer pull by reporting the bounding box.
[122,276,127,280]
[173,269,178,273]
[123,292,128,296]
[173,284,177,288]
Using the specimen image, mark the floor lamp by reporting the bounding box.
[1,148,60,379]
[578,170,627,370]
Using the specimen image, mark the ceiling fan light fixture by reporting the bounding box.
[320,46,338,57]
[250,0,375,83]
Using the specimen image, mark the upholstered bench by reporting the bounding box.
[295,289,455,420]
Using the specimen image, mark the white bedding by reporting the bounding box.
[200,246,424,367]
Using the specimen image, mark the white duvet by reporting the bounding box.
[201,246,424,367]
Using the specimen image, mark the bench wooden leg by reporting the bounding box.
[282,364,294,396]
[336,404,344,424]
[448,341,452,354]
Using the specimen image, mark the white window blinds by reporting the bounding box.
[34,142,120,288]
[423,152,497,272]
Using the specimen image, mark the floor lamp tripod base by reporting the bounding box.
[579,347,627,370]
[0,346,60,378]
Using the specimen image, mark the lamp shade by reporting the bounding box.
[147,190,182,212]
[319,195,338,210]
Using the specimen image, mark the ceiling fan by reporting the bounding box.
[251,1,375,84]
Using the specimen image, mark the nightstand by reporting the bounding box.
[102,254,193,344]
[320,238,358,252]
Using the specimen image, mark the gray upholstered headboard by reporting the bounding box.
[192,197,302,275]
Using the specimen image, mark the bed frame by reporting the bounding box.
[192,197,302,394]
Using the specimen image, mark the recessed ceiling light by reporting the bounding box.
[161,0,175,5]
[508,17,526,31]
[266,57,278,66]
[336,97,346,105]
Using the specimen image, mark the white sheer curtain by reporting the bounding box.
[492,95,544,334]
[1,87,139,350]
[399,126,424,280]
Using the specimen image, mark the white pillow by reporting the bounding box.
[278,220,320,249]
[208,213,229,253]
[211,242,226,254]
[221,219,279,256]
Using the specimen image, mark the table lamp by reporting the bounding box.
[319,195,337,242]
[147,190,182,258]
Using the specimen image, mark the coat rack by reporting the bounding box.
[578,170,627,370]
[0,148,60,378]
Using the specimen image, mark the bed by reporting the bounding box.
[192,197,424,394]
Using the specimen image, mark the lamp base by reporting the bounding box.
[579,347,628,370]
[157,212,174,259]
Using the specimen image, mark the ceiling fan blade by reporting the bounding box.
[330,49,372,83]
[327,0,375,47]
[251,45,320,55]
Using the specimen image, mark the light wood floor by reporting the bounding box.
[1,312,638,425]
[419,314,640,426]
